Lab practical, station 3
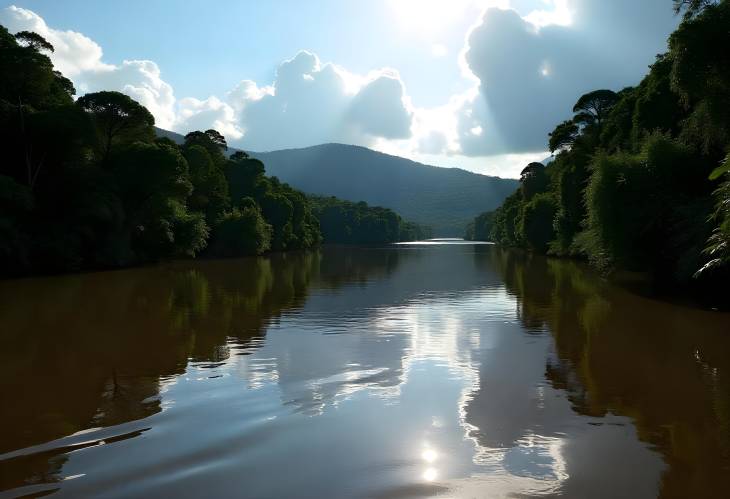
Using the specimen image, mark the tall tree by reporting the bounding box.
[549,120,579,153]
[77,91,155,160]
[204,129,227,150]
[572,89,619,128]
[14,31,54,52]
[519,162,549,200]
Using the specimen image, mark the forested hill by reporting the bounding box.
[250,144,517,236]
[156,130,518,236]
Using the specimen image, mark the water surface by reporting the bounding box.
[1,243,729,498]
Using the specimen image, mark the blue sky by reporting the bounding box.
[6,1,480,105]
[1,1,679,177]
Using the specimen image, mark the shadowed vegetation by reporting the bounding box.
[467,1,730,305]
[0,25,429,277]
[309,196,431,244]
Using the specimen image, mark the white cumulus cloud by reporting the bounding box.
[1,6,416,152]
[453,0,679,156]
[1,5,178,128]
[228,51,413,151]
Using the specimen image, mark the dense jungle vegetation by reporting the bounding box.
[309,196,431,244]
[467,0,730,298]
[0,25,426,277]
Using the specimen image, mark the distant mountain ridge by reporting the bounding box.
[155,128,518,235]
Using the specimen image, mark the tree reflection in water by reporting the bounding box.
[482,246,730,497]
[1,245,728,498]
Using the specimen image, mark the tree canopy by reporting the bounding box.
[572,89,619,128]
[548,120,579,153]
[77,91,155,160]
[14,31,54,52]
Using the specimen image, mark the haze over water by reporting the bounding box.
[1,242,729,498]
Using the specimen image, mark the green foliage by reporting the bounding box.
[0,25,322,276]
[488,191,522,246]
[77,91,155,160]
[673,0,720,19]
[183,144,230,226]
[464,211,495,241]
[551,157,590,255]
[669,1,730,154]
[518,193,557,253]
[400,220,432,241]
[572,89,619,128]
[697,154,730,275]
[208,205,272,257]
[480,2,730,294]
[709,154,730,180]
[227,156,265,199]
[549,120,579,153]
[520,162,549,200]
[107,141,208,261]
[0,25,72,110]
[183,130,228,166]
[631,56,686,148]
[227,155,321,251]
[14,31,54,52]
[309,196,430,244]
[579,134,711,276]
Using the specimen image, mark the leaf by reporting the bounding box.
[709,155,730,180]
[709,165,729,180]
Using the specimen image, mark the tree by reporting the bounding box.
[464,211,495,241]
[673,0,718,19]
[227,155,265,199]
[184,130,227,163]
[549,120,579,153]
[14,31,54,52]
[309,195,419,244]
[669,0,730,154]
[51,71,75,100]
[208,204,272,257]
[0,25,69,109]
[230,151,250,161]
[77,91,155,160]
[518,193,557,253]
[572,89,619,128]
[205,129,227,150]
[184,144,230,225]
[519,162,549,200]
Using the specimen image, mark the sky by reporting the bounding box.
[0,1,679,177]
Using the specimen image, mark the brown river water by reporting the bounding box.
[0,242,729,498]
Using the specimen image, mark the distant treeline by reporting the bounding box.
[466,1,730,295]
[0,25,423,277]
[310,196,432,244]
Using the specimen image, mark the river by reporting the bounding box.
[1,242,728,498]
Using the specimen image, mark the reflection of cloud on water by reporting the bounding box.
[96,245,662,499]
[234,279,584,496]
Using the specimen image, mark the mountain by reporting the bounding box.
[155,129,518,236]
[252,145,517,236]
